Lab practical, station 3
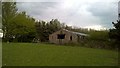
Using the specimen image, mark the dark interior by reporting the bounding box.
[57,34,65,39]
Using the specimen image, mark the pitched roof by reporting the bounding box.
[62,29,89,36]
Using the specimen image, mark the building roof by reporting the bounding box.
[62,29,89,36]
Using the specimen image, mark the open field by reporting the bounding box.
[2,43,118,66]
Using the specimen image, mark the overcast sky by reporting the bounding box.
[16,0,119,30]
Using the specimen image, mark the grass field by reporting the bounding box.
[2,43,118,66]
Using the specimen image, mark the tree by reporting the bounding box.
[0,2,1,29]
[109,20,120,41]
[12,12,36,42]
[109,20,120,48]
[2,2,36,42]
[2,2,18,41]
[35,21,47,42]
[35,19,62,42]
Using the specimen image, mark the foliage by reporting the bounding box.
[2,2,18,40]
[88,30,109,41]
[35,19,62,42]
[2,2,36,42]
[109,20,120,48]
[12,12,36,42]
[0,2,2,28]
[109,20,120,41]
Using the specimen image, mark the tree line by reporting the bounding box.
[2,2,73,42]
[2,2,119,49]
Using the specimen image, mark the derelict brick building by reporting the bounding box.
[49,29,89,44]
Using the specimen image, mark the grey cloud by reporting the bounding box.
[88,2,118,28]
[16,0,64,2]
[16,1,119,29]
[17,2,59,17]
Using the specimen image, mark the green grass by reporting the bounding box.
[2,43,118,66]
[0,40,2,67]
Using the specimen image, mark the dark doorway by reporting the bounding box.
[70,36,72,41]
[77,35,80,42]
